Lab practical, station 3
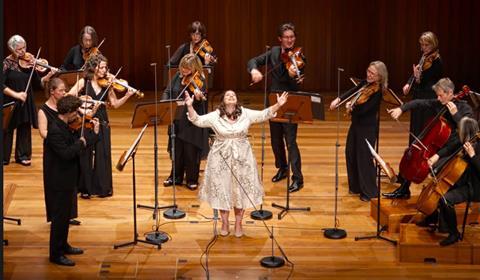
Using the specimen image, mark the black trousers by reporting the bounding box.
[170,137,201,184]
[49,190,74,259]
[345,125,378,198]
[269,121,303,182]
[3,122,32,163]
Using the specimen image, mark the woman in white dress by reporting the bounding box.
[186,90,288,237]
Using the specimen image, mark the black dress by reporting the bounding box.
[162,72,209,184]
[40,104,78,222]
[78,80,113,196]
[2,56,41,163]
[340,84,382,199]
[409,56,443,144]
[61,45,85,71]
[247,46,306,182]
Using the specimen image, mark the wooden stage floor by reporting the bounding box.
[4,91,480,279]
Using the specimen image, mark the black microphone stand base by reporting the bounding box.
[250,209,273,220]
[260,256,285,268]
[324,228,347,239]
[114,237,162,250]
[271,203,310,220]
[163,207,186,219]
[355,233,397,245]
[145,231,169,244]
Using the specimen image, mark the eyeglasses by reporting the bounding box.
[281,35,295,39]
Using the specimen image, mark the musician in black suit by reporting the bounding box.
[46,95,99,266]
[247,22,306,193]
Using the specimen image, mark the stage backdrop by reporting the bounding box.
[4,0,480,93]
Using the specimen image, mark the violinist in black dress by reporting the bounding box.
[247,22,306,193]
[62,25,99,71]
[2,35,55,166]
[384,31,443,198]
[68,54,134,197]
[169,21,216,66]
[162,54,209,190]
[46,95,98,266]
[329,61,388,201]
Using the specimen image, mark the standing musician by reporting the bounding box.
[431,117,480,246]
[247,22,306,193]
[162,54,209,190]
[384,31,443,198]
[329,61,388,202]
[2,35,56,166]
[169,21,216,66]
[68,54,134,198]
[38,78,81,226]
[46,95,99,266]
[386,78,473,198]
[61,25,99,71]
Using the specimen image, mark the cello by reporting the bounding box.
[399,85,472,184]
[416,132,480,215]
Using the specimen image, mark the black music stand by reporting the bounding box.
[131,99,183,243]
[269,92,318,219]
[113,124,161,249]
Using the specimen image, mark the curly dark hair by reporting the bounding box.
[83,53,107,80]
[57,95,82,115]
[218,91,242,120]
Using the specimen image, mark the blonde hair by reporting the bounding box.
[369,60,388,89]
[179,54,204,78]
[432,77,454,93]
[419,31,439,50]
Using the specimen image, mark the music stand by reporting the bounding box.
[114,124,161,249]
[131,99,184,243]
[269,92,318,219]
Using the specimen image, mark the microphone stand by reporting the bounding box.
[251,45,273,221]
[324,67,347,239]
[137,62,171,244]
[163,45,186,219]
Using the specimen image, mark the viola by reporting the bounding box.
[193,39,217,63]
[97,77,144,98]
[82,38,105,62]
[416,132,480,215]
[281,47,305,78]
[404,49,440,95]
[68,114,94,131]
[399,85,472,184]
[352,82,380,107]
[19,52,58,73]
[181,71,206,100]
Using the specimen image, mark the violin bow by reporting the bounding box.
[23,47,42,105]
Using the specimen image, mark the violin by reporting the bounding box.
[193,39,217,63]
[404,49,440,95]
[97,77,144,98]
[82,38,105,62]
[68,114,94,131]
[18,52,58,73]
[281,47,305,78]
[398,85,472,184]
[416,132,480,215]
[352,82,380,106]
[181,71,206,100]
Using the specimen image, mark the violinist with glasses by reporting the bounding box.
[384,31,443,199]
[68,54,135,198]
[2,34,56,166]
[247,22,306,193]
[169,21,217,66]
[61,25,101,71]
[329,61,388,202]
[162,54,209,190]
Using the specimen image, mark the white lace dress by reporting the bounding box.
[188,107,275,210]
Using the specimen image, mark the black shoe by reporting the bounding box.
[69,219,81,226]
[186,183,198,190]
[271,169,288,182]
[80,193,91,199]
[360,194,371,202]
[50,255,75,266]
[382,186,411,199]
[65,246,84,255]
[163,177,182,187]
[288,180,304,193]
[439,232,460,246]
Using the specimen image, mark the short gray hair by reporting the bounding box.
[7,35,26,51]
[432,78,455,93]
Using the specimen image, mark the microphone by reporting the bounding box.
[165,45,170,49]
[338,68,344,72]
[150,63,157,66]
[213,209,218,220]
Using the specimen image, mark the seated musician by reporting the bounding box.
[385,78,473,199]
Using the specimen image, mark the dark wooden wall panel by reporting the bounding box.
[4,0,480,92]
